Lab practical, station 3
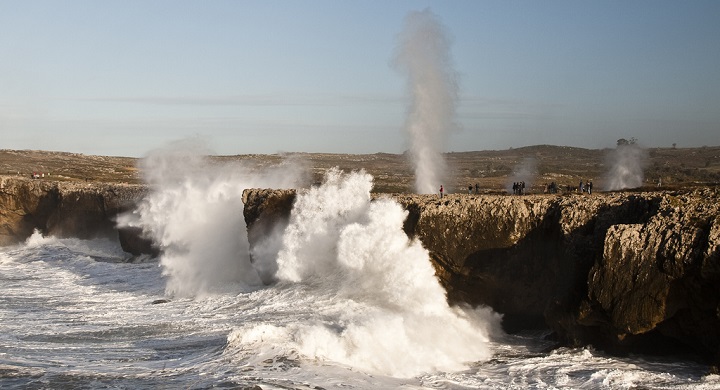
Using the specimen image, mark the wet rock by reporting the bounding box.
[0,176,150,254]
[242,187,720,361]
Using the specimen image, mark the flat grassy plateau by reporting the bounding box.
[2,145,719,194]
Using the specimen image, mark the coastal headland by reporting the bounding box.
[1,146,720,365]
[242,188,720,365]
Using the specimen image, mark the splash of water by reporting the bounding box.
[506,157,537,193]
[117,140,307,297]
[394,8,458,194]
[238,168,501,377]
[605,143,648,191]
[119,141,500,377]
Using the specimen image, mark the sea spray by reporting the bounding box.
[117,140,307,297]
[605,141,648,191]
[232,168,501,377]
[507,157,537,193]
[274,168,373,284]
[394,9,458,194]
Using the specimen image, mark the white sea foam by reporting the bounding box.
[4,140,712,386]
[0,222,716,388]
[229,168,501,377]
[116,140,307,297]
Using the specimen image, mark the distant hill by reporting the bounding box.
[2,145,719,193]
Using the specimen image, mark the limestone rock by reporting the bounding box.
[242,187,720,361]
[581,189,720,357]
[0,176,149,254]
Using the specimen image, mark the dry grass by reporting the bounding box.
[2,145,719,193]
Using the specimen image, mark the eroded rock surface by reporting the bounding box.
[0,176,148,253]
[242,187,720,361]
[4,177,719,361]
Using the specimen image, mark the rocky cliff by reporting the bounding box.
[3,174,719,362]
[242,187,720,363]
[0,176,149,254]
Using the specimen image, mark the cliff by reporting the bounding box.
[3,174,719,361]
[242,187,720,362]
[0,176,150,254]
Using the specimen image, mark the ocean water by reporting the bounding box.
[2,234,717,389]
[2,157,718,389]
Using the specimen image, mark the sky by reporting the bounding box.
[1,0,719,157]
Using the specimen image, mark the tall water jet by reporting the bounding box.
[393,9,458,194]
[605,138,648,191]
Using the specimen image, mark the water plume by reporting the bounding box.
[605,141,648,191]
[393,8,458,194]
[506,157,537,193]
[235,168,501,377]
[117,139,307,297]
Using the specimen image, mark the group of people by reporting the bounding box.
[546,181,559,194]
[512,181,526,195]
[439,179,594,198]
[31,172,49,179]
[544,180,594,194]
[579,180,593,194]
[440,184,480,198]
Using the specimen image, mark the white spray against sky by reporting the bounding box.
[235,168,500,377]
[605,142,648,191]
[394,8,458,194]
[117,139,307,297]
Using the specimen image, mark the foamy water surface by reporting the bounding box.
[1,234,716,389]
[1,156,717,389]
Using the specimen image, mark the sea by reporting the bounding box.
[1,152,718,389]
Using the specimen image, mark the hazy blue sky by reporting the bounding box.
[1,1,718,157]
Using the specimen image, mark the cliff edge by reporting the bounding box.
[0,176,149,254]
[3,174,718,362]
[242,187,720,362]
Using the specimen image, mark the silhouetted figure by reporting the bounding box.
[439,185,444,199]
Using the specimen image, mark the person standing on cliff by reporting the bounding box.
[439,185,444,199]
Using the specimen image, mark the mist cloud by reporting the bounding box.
[604,142,648,191]
[393,8,458,194]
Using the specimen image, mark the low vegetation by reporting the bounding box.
[2,145,719,193]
